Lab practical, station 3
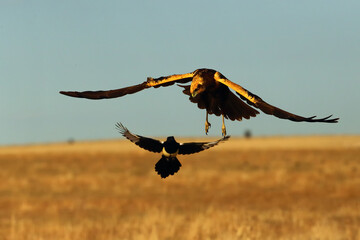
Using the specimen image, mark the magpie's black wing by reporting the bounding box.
[116,123,163,153]
[178,136,230,155]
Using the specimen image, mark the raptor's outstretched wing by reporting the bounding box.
[116,123,163,153]
[59,72,194,100]
[214,72,339,123]
[60,82,149,100]
[178,136,230,155]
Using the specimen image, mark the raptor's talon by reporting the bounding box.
[222,126,227,137]
[205,121,211,135]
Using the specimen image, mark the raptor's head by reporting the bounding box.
[190,77,206,98]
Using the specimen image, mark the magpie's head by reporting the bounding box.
[166,136,176,142]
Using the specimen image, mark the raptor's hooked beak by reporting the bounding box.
[191,91,198,98]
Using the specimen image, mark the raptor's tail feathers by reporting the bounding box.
[155,156,182,179]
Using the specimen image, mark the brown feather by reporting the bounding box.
[178,84,259,121]
[214,73,339,123]
[59,82,149,100]
[60,73,193,100]
[151,77,193,88]
[222,90,259,120]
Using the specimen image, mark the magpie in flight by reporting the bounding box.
[116,123,230,178]
[61,68,339,136]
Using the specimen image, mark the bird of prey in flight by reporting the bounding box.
[60,68,339,136]
[116,123,229,178]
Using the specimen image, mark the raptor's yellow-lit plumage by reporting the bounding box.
[60,68,339,135]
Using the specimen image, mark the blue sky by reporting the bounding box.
[1,1,359,145]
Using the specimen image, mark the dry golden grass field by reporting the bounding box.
[0,135,359,240]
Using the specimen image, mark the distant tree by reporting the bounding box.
[244,129,252,139]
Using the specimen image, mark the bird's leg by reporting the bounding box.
[205,111,211,135]
[222,115,227,136]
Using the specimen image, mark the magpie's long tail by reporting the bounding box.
[155,156,182,179]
